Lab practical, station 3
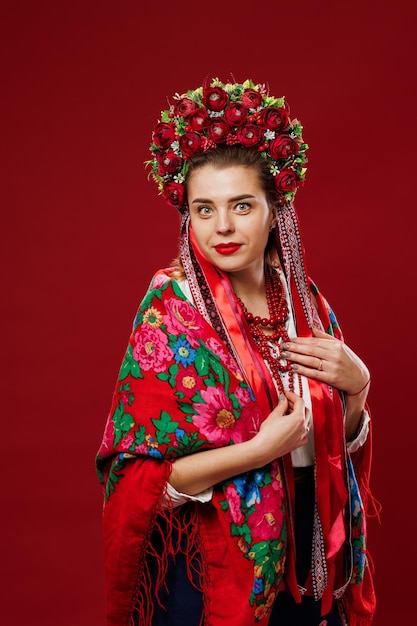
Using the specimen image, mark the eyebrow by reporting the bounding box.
[191,194,256,205]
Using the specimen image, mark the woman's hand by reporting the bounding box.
[282,327,369,396]
[282,327,370,440]
[170,392,307,496]
[252,391,308,465]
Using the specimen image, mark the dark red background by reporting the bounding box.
[2,1,415,624]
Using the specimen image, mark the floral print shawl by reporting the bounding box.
[96,211,376,626]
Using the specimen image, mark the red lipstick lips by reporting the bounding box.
[214,243,242,255]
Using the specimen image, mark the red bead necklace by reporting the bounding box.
[236,270,300,396]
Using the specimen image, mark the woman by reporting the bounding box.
[96,78,376,626]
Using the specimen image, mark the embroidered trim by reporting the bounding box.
[276,203,320,329]
[311,503,328,600]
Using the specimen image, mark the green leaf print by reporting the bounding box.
[151,410,179,434]
[178,401,197,415]
[119,344,143,381]
[112,401,135,446]
[194,349,209,375]
[134,424,146,446]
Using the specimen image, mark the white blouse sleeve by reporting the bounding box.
[346,409,370,454]
[163,482,213,508]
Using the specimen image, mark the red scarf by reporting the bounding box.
[96,213,376,625]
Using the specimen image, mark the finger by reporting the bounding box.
[275,395,288,416]
[282,340,331,358]
[284,391,304,409]
[282,349,329,372]
[290,361,335,385]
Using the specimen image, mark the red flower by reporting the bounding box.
[249,487,284,540]
[241,88,263,109]
[203,86,228,111]
[207,118,231,144]
[236,123,264,147]
[176,366,204,397]
[224,102,248,127]
[258,107,289,131]
[156,150,182,175]
[179,132,203,157]
[269,135,299,161]
[162,182,185,208]
[188,107,210,131]
[174,97,197,118]
[274,168,298,194]
[153,123,175,149]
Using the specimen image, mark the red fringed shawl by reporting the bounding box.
[96,213,376,626]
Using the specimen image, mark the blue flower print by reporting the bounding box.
[173,337,196,367]
[252,578,264,594]
[234,471,265,507]
[175,428,186,440]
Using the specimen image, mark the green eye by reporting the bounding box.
[197,206,212,216]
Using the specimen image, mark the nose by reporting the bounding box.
[215,209,235,234]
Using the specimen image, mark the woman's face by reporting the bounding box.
[187,164,275,281]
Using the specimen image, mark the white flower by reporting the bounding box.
[171,140,180,153]
[270,164,280,176]
[264,130,276,141]
[173,173,185,183]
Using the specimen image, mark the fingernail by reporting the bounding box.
[291,364,298,371]
[282,342,289,350]
[282,351,290,359]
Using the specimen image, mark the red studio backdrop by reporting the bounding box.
[2,1,416,624]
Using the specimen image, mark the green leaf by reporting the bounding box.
[178,402,197,415]
[119,345,143,381]
[156,431,171,445]
[171,280,187,299]
[134,425,146,446]
[120,412,135,432]
[194,349,209,375]
[208,355,225,382]
[151,410,179,433]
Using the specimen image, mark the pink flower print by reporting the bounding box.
[205,336,228,359]
[234,385,251,408]
[120,390,130,404]
[122,434,134,448]
[249,486,284,540]
[163,298,204,347]
[271,460,284,493]
[151,273,170,289]
[192,386,240,445]
[222,352,243,380]
[133,325,173,373]
[176,366,204,397]
[225,484,244,524]
[240,406,264,436]
[102,416,115,447]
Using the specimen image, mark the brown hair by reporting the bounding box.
[185,146,280,208]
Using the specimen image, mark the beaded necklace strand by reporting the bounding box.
[236,270,301,396]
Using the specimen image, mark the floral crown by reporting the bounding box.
[147,78,308,212]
